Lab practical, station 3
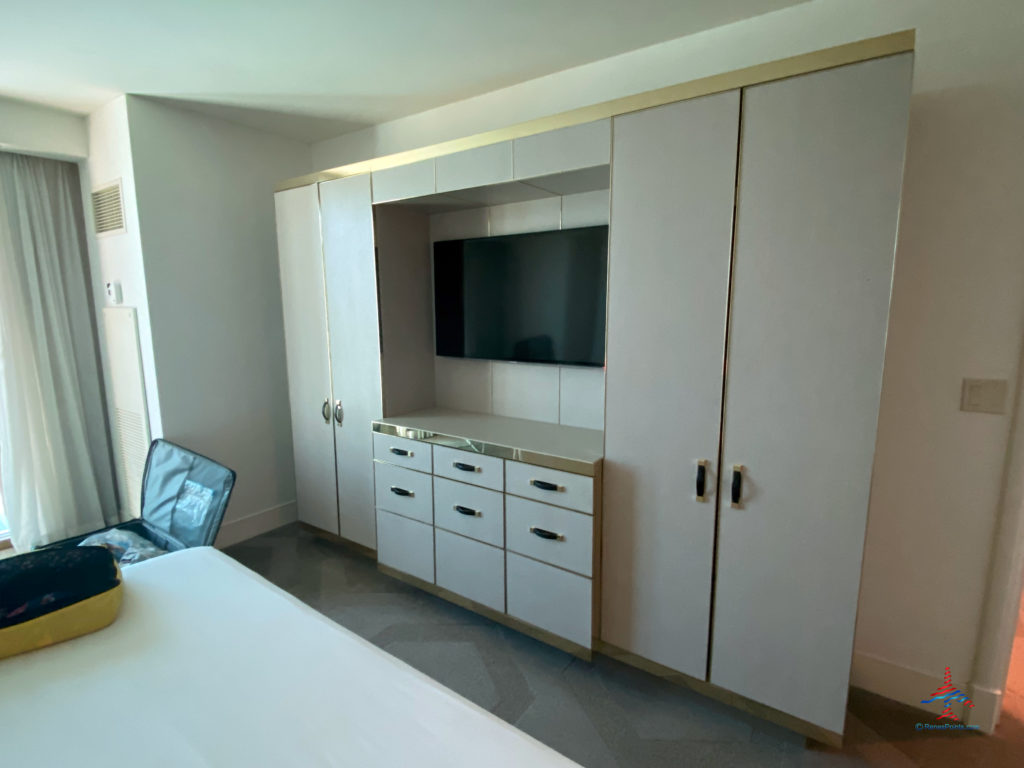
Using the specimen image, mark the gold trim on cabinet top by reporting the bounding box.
[276,29,915,193]
[372,421,600,477]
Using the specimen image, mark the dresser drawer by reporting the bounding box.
[373,432,432,474]
[505,496,593,577]
[507,552,591,647]
[433,445,504,491]
[505,461,593,514]
[376,509,434,584]
[374,461,433,524]
[435,529,505,613]
[433,477,504,547]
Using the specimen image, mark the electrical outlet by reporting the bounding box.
[960,378,1008,415]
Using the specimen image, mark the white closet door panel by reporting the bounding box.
[321,175,383,549]
[710,54,913,735]
[274,186,338,534]
[601,91,739,679]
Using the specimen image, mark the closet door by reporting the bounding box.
[602,91,739,679]
[710,54,913,734]
[320,175,383,549]
[273,185,339,534]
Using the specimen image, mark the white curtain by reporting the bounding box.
[0,151,119,551]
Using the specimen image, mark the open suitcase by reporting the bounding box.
[42,439,236,560]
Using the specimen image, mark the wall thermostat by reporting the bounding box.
[105,281,123,305]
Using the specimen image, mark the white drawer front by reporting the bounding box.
[374,461,433,524]
[505,496,593,577]
[505,461,593,514]
[433,477,504,547]
[507,552,592,647]
[433,445,504,491]
[373,432,432,474]
[377,509,434,584]
[435,529,505,613]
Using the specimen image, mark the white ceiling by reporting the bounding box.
[1,1,807,142]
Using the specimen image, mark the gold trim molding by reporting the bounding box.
[277,29,914,193]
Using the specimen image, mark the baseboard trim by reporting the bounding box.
[215,501,297,548]
[850,651,998,728]
[966,682,1002,733]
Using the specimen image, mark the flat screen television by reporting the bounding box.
[433,225,608,367]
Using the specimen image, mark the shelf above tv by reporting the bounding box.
[373,408,604,476]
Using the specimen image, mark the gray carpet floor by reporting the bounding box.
[224,524,976,767]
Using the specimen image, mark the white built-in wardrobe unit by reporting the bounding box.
[274,176,381,548]
[273,38,913,742]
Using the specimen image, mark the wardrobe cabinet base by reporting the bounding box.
[595,640,843,748]
[378,563,594,661]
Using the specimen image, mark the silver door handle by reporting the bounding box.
[321,399,331,424]
[334,400,344,426]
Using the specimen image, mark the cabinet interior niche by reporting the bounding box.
[373,164,611,422]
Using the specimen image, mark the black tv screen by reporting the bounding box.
[434,226,608,367]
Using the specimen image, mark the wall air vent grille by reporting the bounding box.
[91,181,125,234]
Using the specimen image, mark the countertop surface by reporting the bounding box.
[375,408,604,466]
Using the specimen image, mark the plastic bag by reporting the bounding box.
[78,529,167,565]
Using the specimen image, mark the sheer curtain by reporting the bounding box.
[0,151,118,551]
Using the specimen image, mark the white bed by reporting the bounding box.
[0,547,579,767]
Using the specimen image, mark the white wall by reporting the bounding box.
[122,96,312,541]
[86,97,163,438]
[430,192,607,431]
[0,96,87,160]
[313,0,1024,722]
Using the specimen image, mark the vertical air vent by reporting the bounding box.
[91,181,125,234]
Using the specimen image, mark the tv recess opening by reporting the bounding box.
[433,225,608,367]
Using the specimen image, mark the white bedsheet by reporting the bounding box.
[0,547,579,767]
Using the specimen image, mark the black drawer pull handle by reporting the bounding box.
[530,526,564,541]
[390,486,413,497]
[453,461,479,472]
[696,460,708,501]
[730,465,743,507]
[389,447,411,457]
[530,479,561,492]
[454,505,480,517]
